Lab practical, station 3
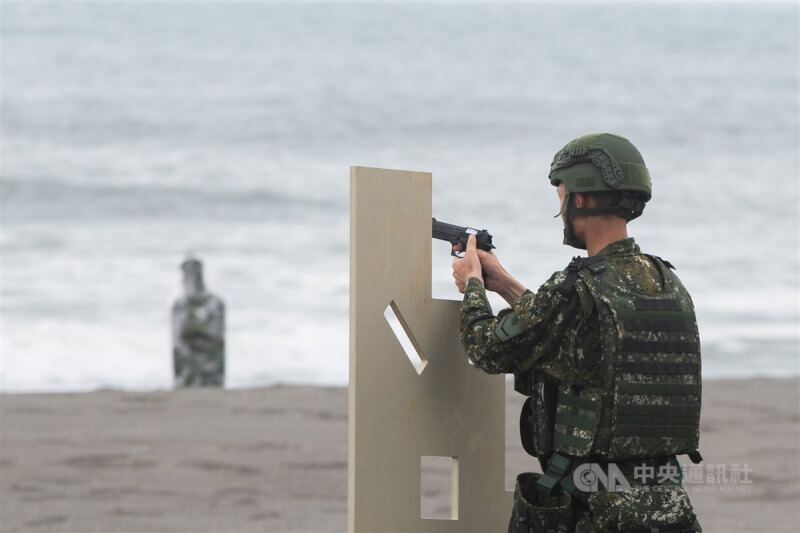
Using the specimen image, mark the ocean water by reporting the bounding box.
[1,1,798,392]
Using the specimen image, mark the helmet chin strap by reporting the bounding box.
[563,218,587,250]
[553,195,568,219]
[555,193,587,250]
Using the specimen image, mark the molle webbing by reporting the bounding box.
[615,425,698,439]
[615,403,700,436]
[633,297,681,311]
[619,361,699,375]
[553,390,606,456]
[623,318,695,333]
[610,291,701,459]
[617,383,700,396]
[622,340,700,354]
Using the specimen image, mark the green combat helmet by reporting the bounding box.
[549,133,652,249]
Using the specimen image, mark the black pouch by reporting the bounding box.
[509,473,574,533]
[587,485,697,532]
[519,380,556,459]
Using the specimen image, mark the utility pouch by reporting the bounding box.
[587,485,697,532]
[520,391,554,458]
[553,388,604,457]
[509,473,574,533]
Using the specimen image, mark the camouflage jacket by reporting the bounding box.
[460,238,682,387]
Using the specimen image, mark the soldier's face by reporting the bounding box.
[557,183,567,223]
[182,265,203,293]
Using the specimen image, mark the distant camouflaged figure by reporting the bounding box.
[172,257,225,387]
[452,133,702,532]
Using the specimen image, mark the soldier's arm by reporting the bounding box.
[459,273,571,374]
[171,299,187,349]
[207,297,225,339]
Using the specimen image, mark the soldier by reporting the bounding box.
[452,133,702,532]
[171,257,226,387]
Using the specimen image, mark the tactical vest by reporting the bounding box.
[519,255,701,463]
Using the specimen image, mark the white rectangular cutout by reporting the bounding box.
[421,456,459,520]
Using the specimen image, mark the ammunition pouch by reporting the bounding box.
[509,473,574,533]
[519,391,556,461]
[587,485,699,533]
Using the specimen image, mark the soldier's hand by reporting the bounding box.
[478,248,527,304]
[476,248,508,293]
[452,235,483,293]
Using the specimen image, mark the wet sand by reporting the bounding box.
[1,378,797,532]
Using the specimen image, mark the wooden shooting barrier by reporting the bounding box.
[348,166,511,532]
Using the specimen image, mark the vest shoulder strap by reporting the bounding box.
[557,256,607,297]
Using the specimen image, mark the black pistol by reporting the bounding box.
[432,218,495,257]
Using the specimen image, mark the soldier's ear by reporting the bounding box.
[573,193,587,208]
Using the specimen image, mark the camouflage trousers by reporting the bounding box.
[508,472,701,533]
[173,348,225,387]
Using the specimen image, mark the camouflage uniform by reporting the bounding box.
[172,258,226,387]
[460,238,702,533]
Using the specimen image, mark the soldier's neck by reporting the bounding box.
[585,221,628,257]
[183,277,205,296]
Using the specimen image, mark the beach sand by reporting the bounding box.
[1,378,798,532]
